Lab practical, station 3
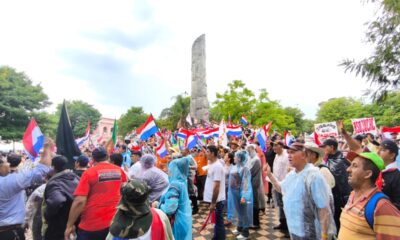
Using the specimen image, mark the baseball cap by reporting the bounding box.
[380,140,399,155]
[346,151,385,171]
[74,154,89,166]
[354,134,366,143]
[92,147,108,161]
[320,139,338,149]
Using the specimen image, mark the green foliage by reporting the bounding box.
[211,80,256,123]
[55,100,101,137]
[210,81,304,133]
[316,97,368,131]
[365,90,400,126]
[341,0,400,101]
[159,95,190,129]
[0,66,50,140]
[316,92,400,131]
[118,107,149,136]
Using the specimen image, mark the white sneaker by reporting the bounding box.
[232,230,241,235]
[236,234,248,240]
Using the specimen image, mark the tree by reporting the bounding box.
[316,97,368,131]
[210,80,256,123]
[0,66,50,140]
[341,1,400,101]
[55,100,101,137]
[284,106,309,133]
[159,95,190,129]
[364,90,400,127]
[118,107,149,136]
[253,89,295,132]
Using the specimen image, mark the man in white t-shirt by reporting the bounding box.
[271,140,289,233]
[205,145,226,240]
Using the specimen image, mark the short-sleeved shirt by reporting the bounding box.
[273,151,289,181]
[74,162,127,231]
[204,160,225,203]
[281,164,332,238]
[338,187,400,240]
[195,154,208,176]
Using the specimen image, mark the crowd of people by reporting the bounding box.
[1,120,400,240]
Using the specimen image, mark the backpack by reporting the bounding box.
[364,192,389,229]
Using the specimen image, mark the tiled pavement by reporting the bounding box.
[192,201,290,240]
[26,201,290,240]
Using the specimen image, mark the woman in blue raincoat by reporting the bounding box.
[228,150,253,240]
[159,156,192,240]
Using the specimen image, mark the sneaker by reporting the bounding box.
[232,230,241,235]
[236,234,248,240]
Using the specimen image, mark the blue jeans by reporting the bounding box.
[213,201,226,240]
[77,227,109,240]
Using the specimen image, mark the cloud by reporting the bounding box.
[81,26,166,51]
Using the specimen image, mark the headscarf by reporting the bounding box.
[168,157,190,182]
[235,150,248,167]
[140,154,156,169]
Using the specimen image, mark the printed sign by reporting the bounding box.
[314,122,338,139]
[351,117,377,135]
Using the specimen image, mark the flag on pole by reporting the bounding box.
[240,115,249,125]
[313,131,321,145]
[156,139,168,158]
[185,133,199,150]
[137,114,159,141]
[218,120,228,147]
[226,125,242,137]
[177,128,190,140]
[186,113,193,126]
[111,119,118,145]
[22,118,44,159]
[256,122,272,152]
[76,119,91,147]
[56,101,81,169]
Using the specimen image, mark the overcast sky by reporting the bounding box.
[0,0,378,120]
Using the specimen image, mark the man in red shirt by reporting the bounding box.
[64,147,127,240]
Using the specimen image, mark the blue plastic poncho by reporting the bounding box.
[135,154,169,202]
[159,157,192,240]
[281,163,336,239]
[227,150,253,228]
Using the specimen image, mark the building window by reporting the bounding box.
[103,127,107,134]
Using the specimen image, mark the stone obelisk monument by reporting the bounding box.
[190,34,209,122]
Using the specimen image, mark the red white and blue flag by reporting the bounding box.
[284,130,295,146]
[22,118,44,159]
[185,133,199,150]
[201,128,219,139]
[156,139,168,158]
[256,122,272,152]
[177,128,190,140]
[137,114,159,141]
[76,119,91,147]
[240,115,249,125]
[382,126,400,140]
[226,125,242,137]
